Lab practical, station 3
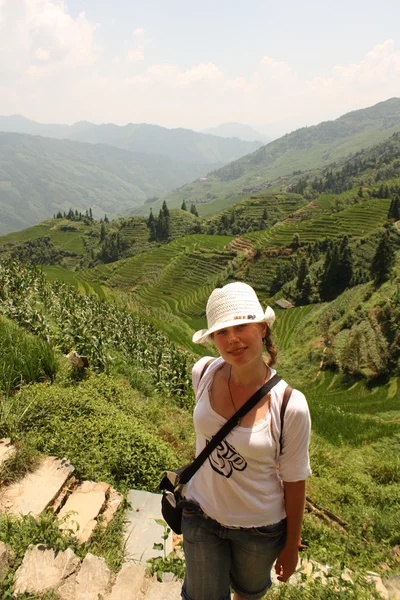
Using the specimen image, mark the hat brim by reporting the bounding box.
[192,316,268,345]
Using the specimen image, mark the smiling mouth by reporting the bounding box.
[230,347,247,355]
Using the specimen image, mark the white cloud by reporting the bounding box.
[308,40,400,91]
[147,63,179,79]
[34,47,49,61]
[0,0,100,85]
[127,48,144,63]
[261,56,292,78]
[133,27,145,36]
[226,76,248,90]
[126,74,151,86]
[177,62,222,85]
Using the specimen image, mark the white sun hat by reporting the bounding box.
[192,282,276,344]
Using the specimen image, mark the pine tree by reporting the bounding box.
[339,236,354,289]
[296,257,309,291]
[190,204,199,217]
[181,200,187,211]
[388,197,400,220]
[301,274,314,304]
[262,207,268,220]
[147,208,155,227]
[162,200,170,218]
[100,223,106,242]
[370,232,395,285]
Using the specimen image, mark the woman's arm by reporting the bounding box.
[275,480,306,582]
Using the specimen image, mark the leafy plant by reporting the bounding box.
[147,519,185,582]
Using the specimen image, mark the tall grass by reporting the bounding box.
[0,316,58,397]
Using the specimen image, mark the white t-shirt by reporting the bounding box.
[184,356,312,528]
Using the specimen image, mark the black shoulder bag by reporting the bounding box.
[159,373,285,534]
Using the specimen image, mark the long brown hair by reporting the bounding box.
[263,326,278,367]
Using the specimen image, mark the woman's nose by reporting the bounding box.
[227,329,240,343]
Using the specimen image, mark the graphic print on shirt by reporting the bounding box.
[206,438,247,478]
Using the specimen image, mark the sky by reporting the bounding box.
[1,0,400,137]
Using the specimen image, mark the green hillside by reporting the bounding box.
[0,208,204,270]
[148,97,400,216]
[0,132,217,235]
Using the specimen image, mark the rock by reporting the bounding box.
[66,351,89,368]
[58,572,79,600]
[0,541,11,583]
[300,559,313,576]
[52,476,78,513]
[146,580,182,600]
[366,574,390,600]
[392,546,400,566]
[0,438,16,467]
[341,570,354,584]
[74,553,113,600]
[109,563,147,600]
[383,575,400,599]
[0,457,74,516]
[58,481,110,543]
[13,544,80,595]
[124,489,172,563]
[101,487,123,528]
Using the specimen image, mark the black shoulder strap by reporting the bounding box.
[279,385,293,453]
[178,374,282,485]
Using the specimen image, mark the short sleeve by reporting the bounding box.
[192,356,215,396]
[278,389,312,482]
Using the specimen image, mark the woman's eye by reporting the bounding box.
[216,329,227,336]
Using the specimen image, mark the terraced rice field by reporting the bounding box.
[0,219,91,255]
[245,198,392,249]
[80,234,234,324]
[42,265,108,299]
[304,371,400,447]
[119,218,150,249]
[274,305,320,351]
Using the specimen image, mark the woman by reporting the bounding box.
[181,282,311,600]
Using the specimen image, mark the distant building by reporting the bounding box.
[275,298,294,309]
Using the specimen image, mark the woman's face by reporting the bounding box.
[212,322,266,366]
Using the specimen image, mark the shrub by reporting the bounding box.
[8,374,180,492]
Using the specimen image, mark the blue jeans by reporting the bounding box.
[180,501,287,600]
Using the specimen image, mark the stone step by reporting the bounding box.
[58,481,110,543]
[145,580,182,600]
[13,544,80,596]
[0,438,16,468]
[124,489,172,564]
[109,563,149,600]
[0,456,74,516]
[59,553,113,600]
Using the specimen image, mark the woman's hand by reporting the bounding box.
[275,544,299,582]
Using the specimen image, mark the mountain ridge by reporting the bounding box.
[152,97,400,217]
[0,115,263,166]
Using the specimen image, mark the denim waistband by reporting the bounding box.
[180,499,285,530]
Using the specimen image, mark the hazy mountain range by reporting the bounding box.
[202,122,271,143]
[0,132,219,235]
[0,115,263,165]
[1,97,400,234]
